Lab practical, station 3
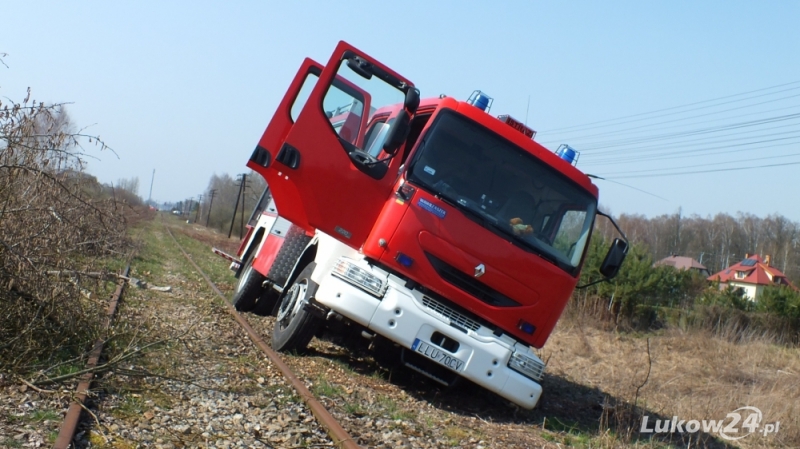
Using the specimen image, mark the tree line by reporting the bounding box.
[184,172,267,237]
[594,208,800,281]
[586,209,800,344]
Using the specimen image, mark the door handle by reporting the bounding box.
[249,145,271,168]
[276,143,301,169]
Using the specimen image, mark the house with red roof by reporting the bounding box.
[654,255,710,277]
[707,254,796,301]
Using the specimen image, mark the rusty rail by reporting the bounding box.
[53,265,130,449]
[165,226,360,449]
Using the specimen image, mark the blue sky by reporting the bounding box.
[3,2,799,220]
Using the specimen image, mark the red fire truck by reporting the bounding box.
[225,41,628,409]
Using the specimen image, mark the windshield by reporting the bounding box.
[407,110,597,275]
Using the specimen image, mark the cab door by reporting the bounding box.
[252,41,415,249]
[247,57,324,232]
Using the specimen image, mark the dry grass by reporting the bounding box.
[543,311,800,447]
[0,96,135,376]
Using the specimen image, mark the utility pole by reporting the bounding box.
[148,169,155,205]
[206,189,218,227]
[240,174,249,238]
[195,194,203,222]
[228,175,245,238]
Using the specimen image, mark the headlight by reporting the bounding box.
[508,350,545,382]
[332,258,387,298]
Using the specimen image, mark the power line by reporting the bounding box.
[583,136,800,166]
[607,160,800,179]
[578,113,800,153]
[582,127,800,161]
[599,151,800,177]
[539,80,800,135]
[541,91,800,144]
[547,103,800,146]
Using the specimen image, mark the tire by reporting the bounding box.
[251,288,281,317]
[231,250,264,312]
[266,225,312,288]
[272,263,323,352]
[252,225,312,317]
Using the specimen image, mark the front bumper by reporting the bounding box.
[314,265,543,409]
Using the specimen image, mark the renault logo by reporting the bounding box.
[474,263,485,278]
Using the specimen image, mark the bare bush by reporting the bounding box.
[0,91,132,374]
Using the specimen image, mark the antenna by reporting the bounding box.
[525,95,530,126]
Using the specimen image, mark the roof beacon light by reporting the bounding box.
[555,144,580,166]
[467,90,493,112]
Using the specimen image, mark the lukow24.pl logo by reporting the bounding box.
[641,407,779,441]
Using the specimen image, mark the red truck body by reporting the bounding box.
[226,41,627,409]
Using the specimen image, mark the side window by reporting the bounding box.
[321,76,367,145]
[247,186,272,227]
[553,210,588,259]
[290,73,319,122]
[363,117,391,157]
[321,60,405,154]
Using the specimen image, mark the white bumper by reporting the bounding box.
[314,263,543,409]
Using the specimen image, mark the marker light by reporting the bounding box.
[467,90,493,112]
[518,319,536,335]
[395,252,414,268]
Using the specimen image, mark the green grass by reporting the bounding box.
[376,395,414,421]
[4,438,23,448]
[342,401,366,415]
[29,409,60,422]
[113,395,146,418]
[129,222,170,279]
[312,377,344,397]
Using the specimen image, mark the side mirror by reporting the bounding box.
[599,238,628,279]
[381,88,419,155]
[404,88,420,114]
[382,110,411,155]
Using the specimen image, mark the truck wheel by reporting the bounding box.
[267,225,312,288]
[272,264,322,352]
[255,225,312,317]
[231,250,263,312]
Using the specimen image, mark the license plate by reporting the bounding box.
[411,338,465,372]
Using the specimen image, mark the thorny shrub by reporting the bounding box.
[0,89,134,376]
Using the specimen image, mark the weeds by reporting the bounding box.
[0,90,138,377]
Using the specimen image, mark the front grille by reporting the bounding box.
[422,296,481,332]
[425,253,521,307]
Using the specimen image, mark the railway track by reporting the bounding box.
[52,266,130,449]
[164,225,361,449]
[43,218,528,447]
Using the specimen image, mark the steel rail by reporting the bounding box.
[53,265,130,449]
[165,225,361,449]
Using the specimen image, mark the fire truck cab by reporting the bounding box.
[229,41,628,409]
